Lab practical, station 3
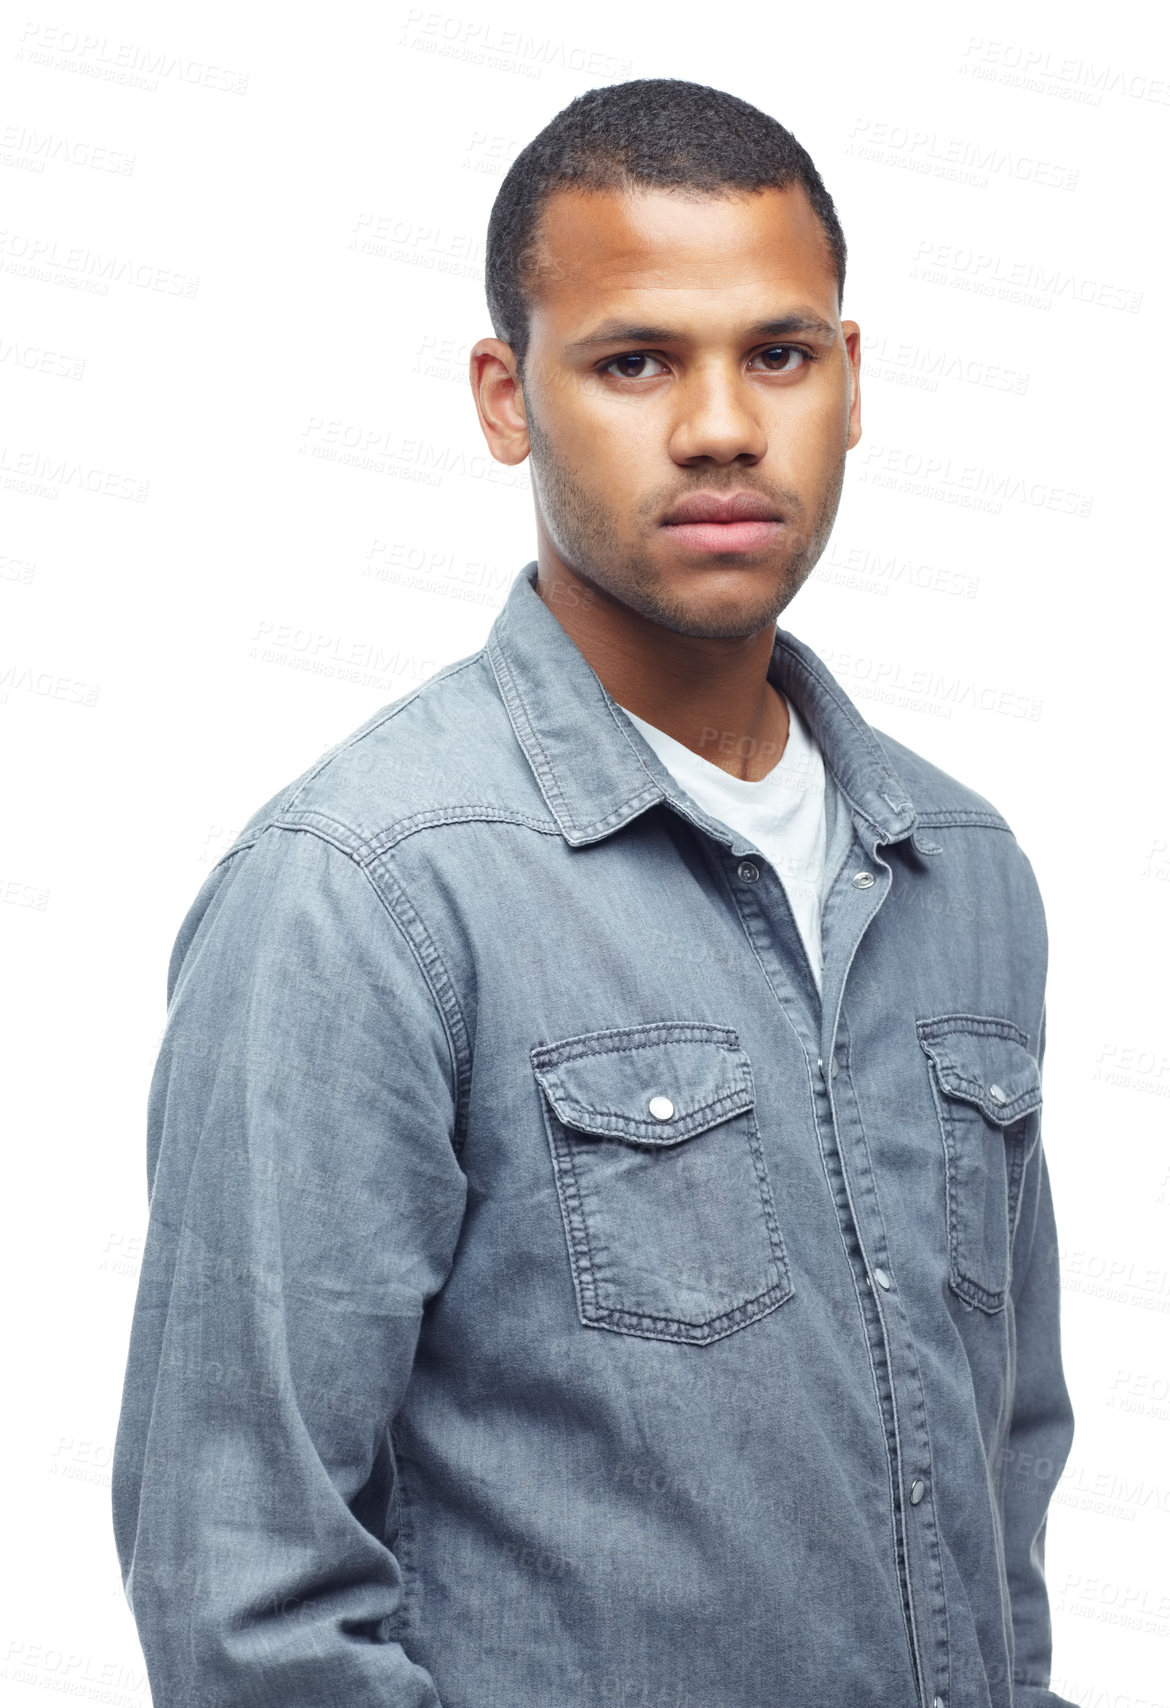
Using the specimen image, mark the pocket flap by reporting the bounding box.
[917,1015,1042,1125]
[531,1022,754,1146]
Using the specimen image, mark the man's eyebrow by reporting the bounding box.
[567,322,680,351]
[567,313,838,351]
[749,315,837,340]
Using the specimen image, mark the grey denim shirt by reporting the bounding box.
[113,560,1078,1708]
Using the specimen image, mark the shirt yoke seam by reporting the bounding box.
[913,808,1012,831]
[278,804,564,861]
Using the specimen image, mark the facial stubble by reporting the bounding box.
[526,401,850,641]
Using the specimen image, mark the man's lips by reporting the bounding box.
[660,492,783,556]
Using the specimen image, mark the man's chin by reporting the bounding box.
[623,569,794,641]
[660,524,834,628]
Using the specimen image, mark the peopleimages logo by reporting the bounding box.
[0,337,85,380]
[911,240,1142,314]
[848,118,1079,191]
[0,123,136,175]
[959,35,1170,107]
[349,212,485,276]
[15,22,250,95]
[861,333,1028,397]
[299,416,529,492]
[249,619,439,696]
[818,539,979,600]
[362,541,512,609]
[397,8,634,81]
[0,227,199,297]
[0,442,149,502]
[857,442,1092,519]
[0,662,101,707]
[818,647,1043,723]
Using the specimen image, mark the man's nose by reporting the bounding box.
[667,368,768,465]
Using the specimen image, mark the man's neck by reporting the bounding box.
[535,560,790,783]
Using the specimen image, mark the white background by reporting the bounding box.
[2,2,1167,1704]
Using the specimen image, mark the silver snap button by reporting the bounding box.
[648,1095,675,1121]
[909,1478,926,1505]
[988,1083,1007,1104]
[737,860,760,883]
[852,871,875,889]
[873,1267,892,1291]
[933,1698,945,1708]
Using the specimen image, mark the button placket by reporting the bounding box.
[814,966,937,1699]
[741,829,936,1686]
[816,845,945,1697]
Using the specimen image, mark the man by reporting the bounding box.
[113,79,1077,1708]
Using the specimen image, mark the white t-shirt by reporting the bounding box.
[618,694,833,990]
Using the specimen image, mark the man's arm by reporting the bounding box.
[112,823,468,1708]
[1001,1005,1079,1708]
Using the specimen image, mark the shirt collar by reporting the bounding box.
[486,562,918,852]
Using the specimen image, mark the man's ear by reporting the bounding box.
[470,339,530,465]
[842,321,862,449]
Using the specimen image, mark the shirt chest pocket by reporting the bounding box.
[531,1022,793,1345]
[917,1015,1043,1314]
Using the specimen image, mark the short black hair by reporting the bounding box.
[486,78,847,370]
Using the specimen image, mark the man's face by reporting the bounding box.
[516,183,861,640]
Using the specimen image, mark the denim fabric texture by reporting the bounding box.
[113,561,1078,1708]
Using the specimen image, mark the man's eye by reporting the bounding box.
[751,346,810,373]
[601,353,667,379]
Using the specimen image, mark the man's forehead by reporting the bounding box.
[528,183,837,310]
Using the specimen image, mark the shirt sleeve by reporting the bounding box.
[112,823,468,1708]
[1002,1006,1081,1708]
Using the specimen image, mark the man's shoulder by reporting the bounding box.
[867,725,1020,842]
[864,724,1047,956]
[221,642,540,864]
[777,628,1025,848]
